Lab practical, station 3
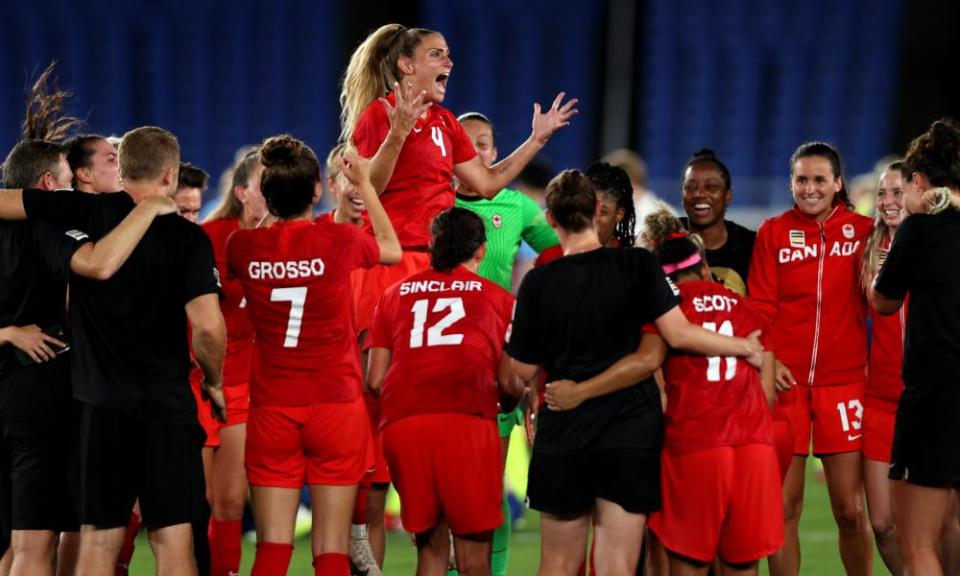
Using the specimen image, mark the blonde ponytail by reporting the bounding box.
[339,24,438,143]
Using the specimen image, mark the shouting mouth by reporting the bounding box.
[436,72,450,94]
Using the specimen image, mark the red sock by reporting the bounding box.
[313,553,350,576]
[251,542,294,576]
[115,511,141,575]
[352,484,369,525]
[209,518,242,576]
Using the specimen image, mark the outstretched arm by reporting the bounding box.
[454,93,578,198]
[70,196,177,280]
[654,306,763,366]
[544,333,667,411]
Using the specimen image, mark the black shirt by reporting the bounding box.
[506,247,678,452]
[0,220,88,421]
[22,189,220,423]
[680,218,755,295]
[874,210,960,387]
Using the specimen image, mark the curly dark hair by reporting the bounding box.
[586,161,635,246]
[902,118,960,190]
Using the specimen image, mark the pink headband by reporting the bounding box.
[662,252,703,275]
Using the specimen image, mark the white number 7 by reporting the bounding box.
[271,287,307,348]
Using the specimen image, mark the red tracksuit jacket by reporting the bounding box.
[748,203,873,387]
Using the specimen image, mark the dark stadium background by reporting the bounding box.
[0,0,957,218]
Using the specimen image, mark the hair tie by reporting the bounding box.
[662,252,703,275]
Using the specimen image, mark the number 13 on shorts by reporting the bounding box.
[836,399,863,435]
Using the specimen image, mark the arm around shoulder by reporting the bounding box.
[70,196,177,280]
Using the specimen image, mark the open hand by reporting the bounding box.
[531,92,578,144]
[3,325,66,363]
[382,82,432,139]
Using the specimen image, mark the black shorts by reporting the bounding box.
[0,414,79,532]
[78,403,207,529]
[527,446,661,516]
[889,383,960,488]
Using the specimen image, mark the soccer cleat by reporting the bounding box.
[348,524,382,576]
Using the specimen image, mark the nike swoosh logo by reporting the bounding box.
[847,434,862,441]
[412,127,422,133]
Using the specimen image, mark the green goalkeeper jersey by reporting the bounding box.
[455,188,559,291]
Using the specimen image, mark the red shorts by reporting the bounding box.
[245,398,373,488]
[353,251,431,334]
[649,444,784,564]
[363,393,390,485]
[383,413,502,535]
[192,376,221,448]
[223,382,250,427]
[778,382,864,456]
[862,406,896,463]
[772,408,795,481]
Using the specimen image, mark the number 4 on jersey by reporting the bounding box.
[410,297,464,348]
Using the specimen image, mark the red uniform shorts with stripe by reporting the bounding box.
[191,377,221,448]
[649,444,784,564]
[383,413,502,535]
[353,251,431,335]
[862,406,896,463]
[363,392,390,485]
[778,382,865,456]
[245,397,373,487]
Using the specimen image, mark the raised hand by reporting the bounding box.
[531,92,579,144]
[338,148,372,187]
[381,82,432,139]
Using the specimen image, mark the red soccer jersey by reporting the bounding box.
[199,218,254,387]
[647,280,775,455]
[226,219,380,406]
[367,266,515,429]
[352,93,477,248]
[748,204,873,387]
[866,236,907,411]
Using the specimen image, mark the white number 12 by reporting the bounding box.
[410,297,465,348]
